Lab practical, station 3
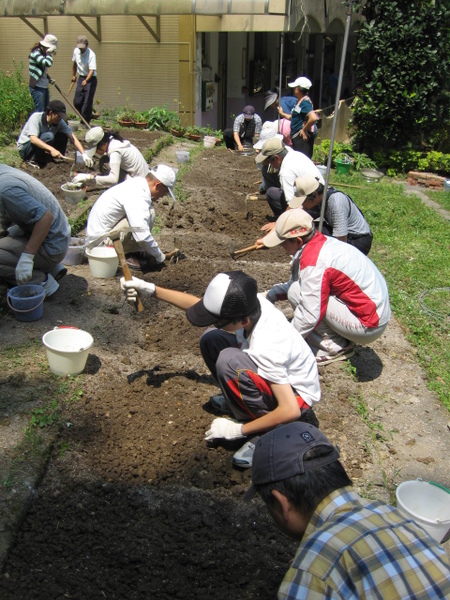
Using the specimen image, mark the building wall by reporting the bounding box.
[0,15,187,116]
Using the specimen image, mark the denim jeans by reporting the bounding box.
[29,85,49,113]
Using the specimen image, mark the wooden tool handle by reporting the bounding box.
[234,243,259,257]
[113,239,145,313]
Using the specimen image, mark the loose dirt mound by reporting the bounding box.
[1,131,449,599]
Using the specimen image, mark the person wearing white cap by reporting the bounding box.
[254,138,324,221]
[259,208,391,365]
[28,34,58,113]
[72,127,149,187]
[85,165,176,270]
[119,270,320,468]
[223,105,262,151]
[71,35,97,124]
[278,76,318,158]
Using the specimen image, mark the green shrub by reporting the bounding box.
[0,63,33,134]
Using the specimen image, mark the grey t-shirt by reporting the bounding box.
[325,189,372,238]
[17,112,73,151]
[0,164,70,255]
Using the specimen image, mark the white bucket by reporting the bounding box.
[63,237,85,266]
[85,246,119,278]
[316,164,327,177]
[203,135,216,149]
[61,183,86,205]
[396,479,450,543]
[176,150,189,164]
[42,327,94,376]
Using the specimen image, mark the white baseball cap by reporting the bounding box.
[253,122,283,150]
[84,127,105,157]
[288,76,312,90]
[150,165,177,201]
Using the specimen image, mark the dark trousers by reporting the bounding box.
[291,132,314,159]
[223,128,253,150]
[319,222,373,255]
[19,131,68,166]
[74,76,97,123]
[266,187,287,218]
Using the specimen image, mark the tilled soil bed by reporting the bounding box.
[0,130,449,599]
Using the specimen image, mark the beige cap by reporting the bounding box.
[289,175,321,208]
[84,127,105,157]
[263,208,314,248]
[254,138,285,164]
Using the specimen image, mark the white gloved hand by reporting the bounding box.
[157,251,166,263]
[72,173,92,184]
[82,153,94,168]
[15,252,34,285]
[120,276,155,303]
[205,418,245,441]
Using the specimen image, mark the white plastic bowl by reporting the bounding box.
[42,327,94,375]
[85,246,119,278]
[396,479,450,543]
[176,150,190,164]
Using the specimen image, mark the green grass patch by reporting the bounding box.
[347,180,450,408]
[425,189,450,212]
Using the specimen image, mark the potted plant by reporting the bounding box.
[214,129,224,146]
[334,153,354,175]
[133,111,148,129]
[186,125,202,141]
[117,105,136,127]
[168,119,185,138]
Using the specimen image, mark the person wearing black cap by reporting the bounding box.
[223,105,262,151]
[120,270,320,468]
[17,100,91,169]
[71,35,98,124]
[245,422,450,599]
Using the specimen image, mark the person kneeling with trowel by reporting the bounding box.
[85,165,176,271]
[120,270,320,469]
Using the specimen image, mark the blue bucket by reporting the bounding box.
[7,284,45,322]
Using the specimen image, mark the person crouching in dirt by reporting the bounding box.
[120,270,321,469]
[245,422,450,599]
[223,105,262,151]
[72,127,149,188]
[85,165,176,271]
[256,208,391,365]
[0,164,70,296]
[292,175,373,255]
[17,100,92,170]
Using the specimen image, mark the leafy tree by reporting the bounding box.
[352,0,450,154]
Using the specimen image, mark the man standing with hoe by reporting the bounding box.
[71,35,97,125]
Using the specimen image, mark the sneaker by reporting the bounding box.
[41,273,59,298]
[24,159,40,170]
[126,256,142,271]
[316,344,355,366]
[50,263,68,282]
[232,438,260,469]
[209,394,232,416]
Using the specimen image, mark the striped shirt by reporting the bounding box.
[278,488,450,600]
[28,47,53,87]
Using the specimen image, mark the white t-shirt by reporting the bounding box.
[236,296,320,407]
[95,139,149,187]
[86,177,163,261]
[72,47,97,77]
[280,150,325,204]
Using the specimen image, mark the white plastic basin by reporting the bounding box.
[85,246,119,278]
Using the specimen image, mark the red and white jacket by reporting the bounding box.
[269,232,391,337]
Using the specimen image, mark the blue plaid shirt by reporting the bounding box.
[278,488,450,599]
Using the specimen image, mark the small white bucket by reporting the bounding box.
[61,183,86,205]
[176,150,190,164]
[203,135,216,149]
[316,164,328,177]
[63,237,85,266]
[85,246,119,278]
[42,327,94,376]
[396,479,450,543]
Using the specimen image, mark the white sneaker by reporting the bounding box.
[41,273,59,298]
[232,438,260,469]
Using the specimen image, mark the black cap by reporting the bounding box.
[244,422,340,501]
[186,271,259,327]
[47,100,68,120]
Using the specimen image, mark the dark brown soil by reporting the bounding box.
[1,130,449,599]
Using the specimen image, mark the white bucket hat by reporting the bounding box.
[40,34,58,52]
[84,127,105,157]
[253,122,283,150]
[150,165,177,201]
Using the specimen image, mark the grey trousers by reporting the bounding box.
[0,234,65,285]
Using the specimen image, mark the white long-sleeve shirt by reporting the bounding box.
[86,177,163,261]
[95,139,149,187]
[280,150,325,205]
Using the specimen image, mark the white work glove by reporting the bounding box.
[157,251,166,263]
[104,231,125,246]
[82,153,94,168]
[15,252,34,285]
[205,418,245,441]
[120,276,155,303]
[72,173,92,184]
